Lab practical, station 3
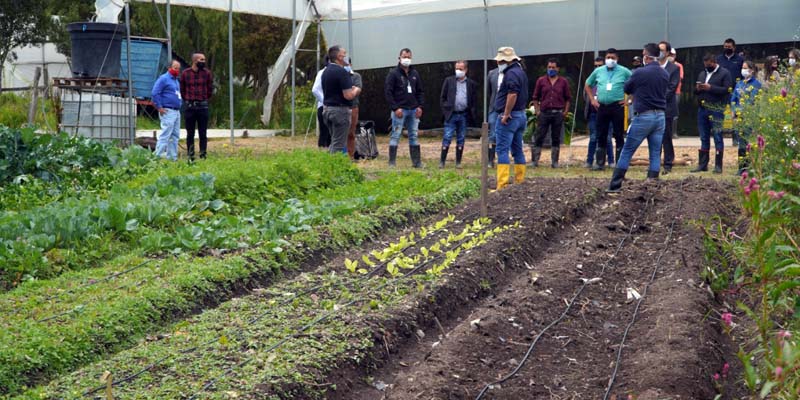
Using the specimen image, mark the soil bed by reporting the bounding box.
[334,177,739,400]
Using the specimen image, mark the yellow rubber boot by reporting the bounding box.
[514,164,526,184]
[495,164,510,191]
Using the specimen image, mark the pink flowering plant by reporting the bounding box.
[705,73,800,397]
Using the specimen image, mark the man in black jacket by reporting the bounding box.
[385,48,425,167]
[692,53,733,174]
[659,41,681,174]
[439,60,477,168]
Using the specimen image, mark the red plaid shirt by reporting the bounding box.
[180,68,213,101]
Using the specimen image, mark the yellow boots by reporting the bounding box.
[495,164,526,191]
[514,164,526,184]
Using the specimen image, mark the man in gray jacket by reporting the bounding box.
[487,66,499,167]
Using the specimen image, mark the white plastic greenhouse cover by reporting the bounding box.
[143,0,800,70]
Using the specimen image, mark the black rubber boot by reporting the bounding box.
[488,144,496,168]
[606,168,627,193]
[691,150,709,173]
[551,146,560,168]
[439,147,449,169]
[529,146,542,167]
[388,145,398,167]
[592,147,606,171]
[646,170,660,180]
[737,147,748,176]
[456,146,464,169]
[410,145,423,168]
[713,150,724,174]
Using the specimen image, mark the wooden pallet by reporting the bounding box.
[53,77,128,91]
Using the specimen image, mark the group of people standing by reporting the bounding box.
[151,52,213,162]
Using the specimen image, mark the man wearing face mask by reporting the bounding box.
[607,43,669,192]
[584,48,632,171]
[321,45,362,155]
[493,47,528,191]
[788,49,800,81]
[716,38,744,82]
[385,48,425,167]
[180,52,213,161]
[692,53,733,174]
[531,58,571,168]
[151,60,183,161]
[658,41,681,175]
[439,60,477,169]
[585,57,615,168]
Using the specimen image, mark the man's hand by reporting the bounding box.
[158,108,166,115]
[415,107,423,119]
[501,114,511,125]
[591,99,600,109]
[562,109,569,117]
[395,108,403,118]
[697,83,711,91]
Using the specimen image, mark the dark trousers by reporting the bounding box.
[185,107,209,159]
[317,106,331,148]
[662,115,674,168]
[596,102,625,151]
[534,110,563,147]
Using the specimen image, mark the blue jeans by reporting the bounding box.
[616,111,665,172]
[442,112,467,148]
[495,111,526,165]
[390,109,419,146]
[697,107,724,152]
[587,112,614,164]
[488,111,498,145]
[156,108,180,161]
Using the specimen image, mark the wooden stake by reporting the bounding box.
[480,122,489,217]
[27,67,41,125]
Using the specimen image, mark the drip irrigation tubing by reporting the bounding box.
[184,217,517,400]
[82,216,503,397]
[475,184,660,400]
[602,177,687,400]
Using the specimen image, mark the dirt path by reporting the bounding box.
[339,178,735,400]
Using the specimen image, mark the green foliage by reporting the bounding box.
[704,72,800,397]
[0,93,58,129]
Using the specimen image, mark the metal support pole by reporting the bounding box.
[347,0,353,60]
[291,0,297,136]
[228,0,234,145]
[593,0,599,58]
[125,2,135,146]
[480,1,489,218]
[166,0,172,59]
[664,0,670,41]
[316,17,320,138]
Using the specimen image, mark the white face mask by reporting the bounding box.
[455,70,466,79]
[790,58,797,67]
[498,63,508,72]
[741,68,751,78]
[605,58,617,68]
[400,58,412,67]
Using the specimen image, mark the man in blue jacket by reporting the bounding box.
[151,60,183,161]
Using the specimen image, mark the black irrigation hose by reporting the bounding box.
[184,219,512,400]
[602,177,687,400]
[82,217,499,397]
[475,185,660,400]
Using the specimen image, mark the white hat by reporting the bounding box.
[494,47,521,63]
[670,48,677,55]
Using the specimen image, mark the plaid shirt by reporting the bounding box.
[180,68,213,101]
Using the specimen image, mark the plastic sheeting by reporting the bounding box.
[260,2,314,125]
[1,44,71,89]
[140,0,800,69]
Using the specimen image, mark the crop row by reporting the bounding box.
[18,214,517,399]
[0,175,479,397]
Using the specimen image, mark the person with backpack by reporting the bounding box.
[345,58,362,160]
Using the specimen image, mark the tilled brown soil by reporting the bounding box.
[332,177,738,400]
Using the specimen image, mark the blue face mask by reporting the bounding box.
[547,69,558,77]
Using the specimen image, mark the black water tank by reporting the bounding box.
[67,22,126,78]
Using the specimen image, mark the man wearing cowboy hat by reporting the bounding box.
[493,47,528,191]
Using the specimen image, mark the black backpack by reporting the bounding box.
[354,120,379,160]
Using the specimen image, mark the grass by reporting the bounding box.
[0,93,58,129]
[0,173,479,397]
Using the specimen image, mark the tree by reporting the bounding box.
[0,0,51,88]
